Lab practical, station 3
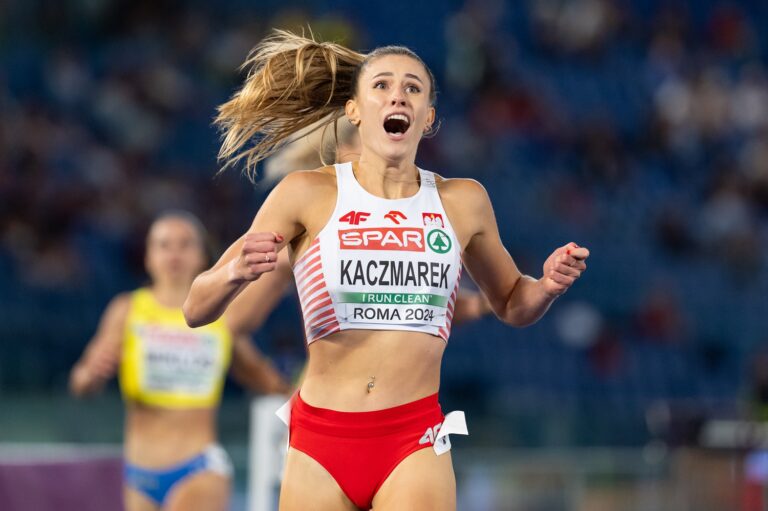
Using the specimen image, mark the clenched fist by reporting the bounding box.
[541,242,590,297]
[228,232,284,283]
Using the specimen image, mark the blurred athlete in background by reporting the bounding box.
[70,211,289,511]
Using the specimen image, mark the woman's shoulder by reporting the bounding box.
[434,174,490,208]
[98,291,134,326]
[433,175,495,244]
[110,291,135,310]
[283,164,337,182]
[274,165,338,193]
[266,166,339,226]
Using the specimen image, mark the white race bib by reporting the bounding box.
[138,326,221,396]
[341,303,447,327]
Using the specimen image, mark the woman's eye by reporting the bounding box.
[374,81,386,89]
[406,85,421,93]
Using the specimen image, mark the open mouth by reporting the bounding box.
[383,114,411,137]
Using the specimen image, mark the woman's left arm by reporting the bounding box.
[444,179,589,327]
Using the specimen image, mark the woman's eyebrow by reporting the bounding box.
[371,71,424,84]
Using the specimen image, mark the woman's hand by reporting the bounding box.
[540,242,590,297]
[227,232,284,284]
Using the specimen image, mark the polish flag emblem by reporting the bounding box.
[422,212,444,228]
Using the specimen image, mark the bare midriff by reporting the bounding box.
[123,404,217,467]
[299,329,446,411]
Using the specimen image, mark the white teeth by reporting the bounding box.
[386,114,410,123]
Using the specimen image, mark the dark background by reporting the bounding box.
[2,1,768,508]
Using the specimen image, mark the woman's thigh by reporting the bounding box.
[279,447,359,511]
[124,487,160,511]
[164,472,230,511]
[371,449,456,511]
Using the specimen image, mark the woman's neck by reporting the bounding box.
[355,153,420,199]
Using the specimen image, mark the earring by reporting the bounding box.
[348,118,360,126]
[423,125,432,134]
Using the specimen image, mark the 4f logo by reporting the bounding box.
[384,210,407,225]
[339,210,370,225]
[419,422,444,445]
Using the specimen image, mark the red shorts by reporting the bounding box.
[288,391,447,510]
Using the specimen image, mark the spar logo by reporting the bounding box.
[427,229,452,254]
[338,227,425,252]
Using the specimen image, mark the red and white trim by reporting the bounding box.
[438,266,463,341]
[293,239,339,343]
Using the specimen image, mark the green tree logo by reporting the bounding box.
[427,229,452,254]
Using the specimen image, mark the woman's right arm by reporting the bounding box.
[182,231,283,327]
[69,293,130,397]
[183,171,324,327]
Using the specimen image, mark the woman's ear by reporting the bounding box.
[424,106,436,133]
[345,99,360,126]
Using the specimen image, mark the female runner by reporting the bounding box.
[70,211,289,511]
[184,32,589,511]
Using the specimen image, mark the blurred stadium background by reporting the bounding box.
[2,0,768,509]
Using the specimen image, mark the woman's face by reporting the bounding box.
[145,217,206,286]
[346,54,435,164]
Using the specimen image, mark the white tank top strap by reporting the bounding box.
[334,161,354,189]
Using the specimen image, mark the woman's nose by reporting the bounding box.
[390,90,406,106]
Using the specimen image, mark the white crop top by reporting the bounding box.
[292,162,463,344]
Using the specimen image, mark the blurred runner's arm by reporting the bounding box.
[224,251,294,335]
[69,293,130,397]
[229,333,292,395]
[224,255,294,395]
[451,289,493,326]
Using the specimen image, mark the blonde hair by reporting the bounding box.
[215,29,437,180]
[262,113,360,183]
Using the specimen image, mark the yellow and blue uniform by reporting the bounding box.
[119,288,232,408]
[120,288,233,506]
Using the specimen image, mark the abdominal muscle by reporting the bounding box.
[299,329,446,411]
[123,404,217,468]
